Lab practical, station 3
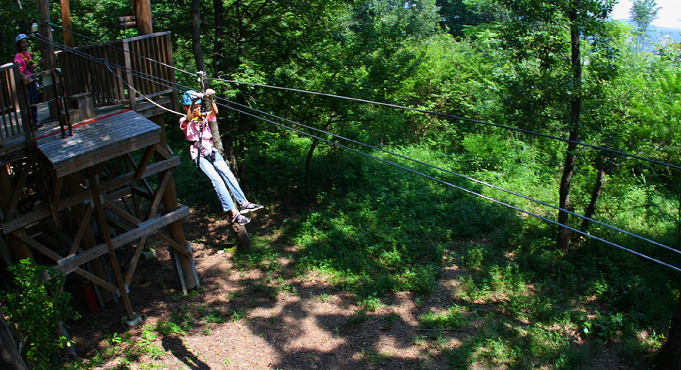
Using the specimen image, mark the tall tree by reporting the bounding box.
[191,0,205,72]
[436,0,495,38]
[630,0,660,48]
[485,0,616,250]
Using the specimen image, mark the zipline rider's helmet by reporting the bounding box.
[15,34,28,43]
[182,90,200,106]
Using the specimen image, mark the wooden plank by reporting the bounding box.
[13,230,62,261]
[147,169,173,220]
[88,167,135,318]
[104,200,142,227]
[54,205,189,274]
[124,236,147,287]
[153,231,191,258]
[37,112,158,156]
[1,156,180,233]
[123,41,137,111]
[69,203,94,255]
[38,110,161,166]
[74,267,119,293]
[54,134,160,178]
[6,164,29,220]
[133,144,156,181]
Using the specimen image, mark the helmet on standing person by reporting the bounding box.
[15,34,28,43]
[182,90,200,106]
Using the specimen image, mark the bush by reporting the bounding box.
[0,259,78,369]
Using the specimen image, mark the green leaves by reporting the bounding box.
[0,259,78,369]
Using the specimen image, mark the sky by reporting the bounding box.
[611,0,681,30]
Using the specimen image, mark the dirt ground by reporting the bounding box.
[66,206,628,369]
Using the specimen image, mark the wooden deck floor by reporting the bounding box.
[37,109,162,178]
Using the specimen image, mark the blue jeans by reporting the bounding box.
[198,151,247,212]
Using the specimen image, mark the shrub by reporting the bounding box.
[0,259,78,369]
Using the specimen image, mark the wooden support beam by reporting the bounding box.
[12,230,62,261]
[6,164,29,221]
[68,203,94,256]
[88,167,135,319]
[54,205,189,274]
[74,268,118,293]
[133,144,156,181]
[1,156,180,233]
[146,169,173,220]
[153,231,191,258]
[104,201,142,227]
[60,0,74,48]
[124,236,147,287]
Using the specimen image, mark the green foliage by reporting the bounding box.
[419,304,470,329]
[0,259,78,369]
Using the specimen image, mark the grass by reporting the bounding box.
[241,133,680,367]
[64,122,680,368]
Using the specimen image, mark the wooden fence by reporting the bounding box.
[0,63,29,143]
[58,31,178,113]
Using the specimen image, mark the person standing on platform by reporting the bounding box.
[14,33,41,128]
[179,88,263,225]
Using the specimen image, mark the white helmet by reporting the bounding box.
[15,34,28,43]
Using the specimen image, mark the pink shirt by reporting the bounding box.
[14,51,33,76]
[180,115,216,160]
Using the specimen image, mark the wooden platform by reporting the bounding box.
[37,109,161,178]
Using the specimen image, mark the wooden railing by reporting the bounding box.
[0,63,29,144]
[58,31,178,113]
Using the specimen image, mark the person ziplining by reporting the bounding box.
[179,88,263,225]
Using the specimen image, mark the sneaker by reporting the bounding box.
[232,213,250,225]
[240,202,264,214]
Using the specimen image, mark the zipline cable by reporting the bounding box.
[209,77,681,172]
[211,94,681,258]
[216,100,681,273]
[37,33,681,269]
[41,27,681,173]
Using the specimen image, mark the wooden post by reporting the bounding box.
[37,0,58,120]
[87,168,136,320]
[60,0,74,48]
[37,0,56,71]
[151,115,197,290]
[134,0,153,35]
[0,165,33,263]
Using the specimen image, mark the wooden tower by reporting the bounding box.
[0,32,198,323]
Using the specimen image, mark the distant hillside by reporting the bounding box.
[615,19,681,45]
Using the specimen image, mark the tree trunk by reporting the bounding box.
[0,313,27,370]
[213,0,226,75]
[557,3,582,251]
[204,0,226,156]
[191,0,205,72]
[305,138,320,197]
[580,155,607,232]
[304,116,337,196]
[650,295,681,369]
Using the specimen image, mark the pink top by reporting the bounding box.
[179,115,216,160]
[13,51,33,76]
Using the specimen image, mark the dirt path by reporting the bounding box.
[67,209,451,369]
[66,207,629,369]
